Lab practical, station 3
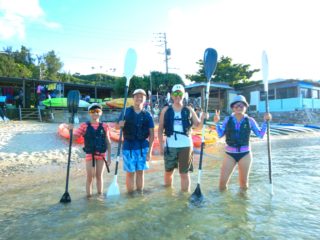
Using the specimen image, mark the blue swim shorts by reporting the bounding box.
[122,147,149,172]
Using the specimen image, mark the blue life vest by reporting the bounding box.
[123,107,150,141]
[163,106,192,137]
[225,116,251,149]
[83,122,107,154]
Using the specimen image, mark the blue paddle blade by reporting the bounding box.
[203,48,218,81]
[124,48,137,87]
[262,50,269,92]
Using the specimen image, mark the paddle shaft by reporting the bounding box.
[265,91,273,185]
[114,85,129,175]
[64,113,74,193]
[197,81,211,179]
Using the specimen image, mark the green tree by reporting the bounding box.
[150,71,184,95]
[186,56,259,86]
[0,53,32,78]
[43,50,63,80]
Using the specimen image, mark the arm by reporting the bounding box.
[158,106,168,155]
[147,128,154,161]
[105,126,112,164]
[215,116,229,138]
[190,107,208,129]
[249,117,267,139]
[115,110,125,129]
[68,123,85,139]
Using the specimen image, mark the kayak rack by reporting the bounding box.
[18,106,43,122]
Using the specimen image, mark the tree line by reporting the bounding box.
[0,46,260,97]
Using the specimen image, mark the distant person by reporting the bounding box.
[15,89,23,108]
[213,95,272,191]
[116,89,154,194]
[85,95,91,103]
[158,84,207,192]
[69,103,111,198]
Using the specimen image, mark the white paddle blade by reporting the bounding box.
[107,176,120,197]
[262,50,269,92]
[124,48,138,87]
[166,92,170,102]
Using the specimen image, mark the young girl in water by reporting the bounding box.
[69,103,111,198]
[214,95,272,191]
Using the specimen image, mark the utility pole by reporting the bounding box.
[154,32,171,92]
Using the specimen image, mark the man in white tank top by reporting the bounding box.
[158,84,206,192]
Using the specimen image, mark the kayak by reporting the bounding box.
[106,98,133,109]
[57,123,217,152]
[42,98,90,108]
[107,123,217,148]
[58,123,84,144]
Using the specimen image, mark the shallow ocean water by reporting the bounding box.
[0,134,319,240]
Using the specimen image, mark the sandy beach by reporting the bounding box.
[0,121,86,177]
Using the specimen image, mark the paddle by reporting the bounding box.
[185,92,189,106]
[262,50,274,196]
[60,90,80,203]
[190,48,218,205]
[107,48,137,197]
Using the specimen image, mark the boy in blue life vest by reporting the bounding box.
[69,103,111,198]
[158,84,207,192]
[214,95,272,191]
[117,89,155,193]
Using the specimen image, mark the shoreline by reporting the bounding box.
[1,120,319,179]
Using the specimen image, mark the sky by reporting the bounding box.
[0,0,319,83]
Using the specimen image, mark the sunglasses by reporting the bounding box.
[172,91,183,97]
[89,109,102,114]
[233,103,245,109]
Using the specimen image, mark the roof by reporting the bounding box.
[185,82,233,90]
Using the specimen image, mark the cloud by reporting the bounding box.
[0,0,60,40]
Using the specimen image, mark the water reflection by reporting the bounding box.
[1,135,320,239]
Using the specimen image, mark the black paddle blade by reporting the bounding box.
[189,184,204,205]
[67,90,80,114]
[203,48,218,81]
[60,192,71,203]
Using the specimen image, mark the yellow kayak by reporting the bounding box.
[106,98,134,109]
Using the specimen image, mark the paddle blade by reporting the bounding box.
[60,192,71,203]
[107,176,120,197]
[203,48,218,81]
[262,50,269,92]
[124,48,137,87]
[189,184,204,205]
[67,90,80,114]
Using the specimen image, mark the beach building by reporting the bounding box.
[0,76,112,108]
[184,82,235,113]
[237,79,320,112]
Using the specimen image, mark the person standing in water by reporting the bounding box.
[214,95,272,191]
[117,89,155,193]
[69,103,111,198]
[158,84,206,192]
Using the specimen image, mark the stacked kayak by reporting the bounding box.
[42,98,90,108]
[58,123,84,144]
[106,98,133,109]
[57,123,218,152]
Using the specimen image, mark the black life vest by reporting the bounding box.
[163,106,193,137]
[225,116,251,149]
[83,122,107,154]
[123,106,150,141]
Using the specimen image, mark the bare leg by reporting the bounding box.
[219,153,237,191]
[180,173,190,192]
[136,170,144,191]
[126,172,135,193]
[95,160,105,195]
[164,170,174,187]
[238,153,252,190]
[85,161,95,197]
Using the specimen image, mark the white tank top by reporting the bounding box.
[165,111,192,148]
